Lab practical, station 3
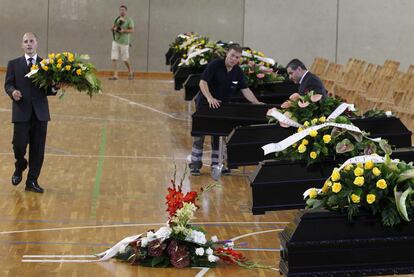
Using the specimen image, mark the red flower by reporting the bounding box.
[215,247,247,265]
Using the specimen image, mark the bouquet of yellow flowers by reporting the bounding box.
[304,155,414,226]
[26,51,101,98]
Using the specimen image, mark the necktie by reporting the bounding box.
[28,57,34,70]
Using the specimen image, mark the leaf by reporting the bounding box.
[379,139,392,155]
[397,169,414,182]
[150,255,169,267]
[335,138,355,154]
[306,198,323,209]
[394,185,414,222]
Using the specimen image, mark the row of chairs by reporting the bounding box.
[310,57,414,142]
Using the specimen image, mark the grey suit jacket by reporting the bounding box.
[4,56,54,123]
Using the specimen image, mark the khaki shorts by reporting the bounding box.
[111,41,129,61]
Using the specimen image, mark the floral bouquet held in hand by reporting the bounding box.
[304,155,414,227]
[26,52,102,98]
[97,166,269,269]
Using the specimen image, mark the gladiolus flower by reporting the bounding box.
[351,194,360,203]
[376,179,387,189]
[367,194,376,204]
[310,94,322,102]
[289,93,301,101]
[353,176,364,186]
[332,182,342,193]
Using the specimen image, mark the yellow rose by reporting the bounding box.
[56,63,62,69]
[366,194,376,204]
[357,162,364,168]
[322,180,332,193]
[297,127,304,133]
[344,164,353,171]
[319,116,326,123]
[331,169,341,181]
[311,118,318,125]
[309,188,318,199]
[323,135,331,144]
[302,139,309,146]
[365,160,374,170]
[303,121,310,127]
[354,167,364,177]
[76,68,82,76]
[353,176,364,186]
[351,194,360,203]
[65,65,71,71]
[376,179,387,189]
[332,182,342,193]
[372,167,381,177]
[309,130,318,137]
[310,151,317,159]
[298,144,307,153]
[41,65,48,71]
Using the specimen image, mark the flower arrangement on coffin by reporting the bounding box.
[262,115,392,165]
[269,91,356,127]
[179,41,226,68]
[110,167,268,269]
[304,155,414,227]
[240,48,285,87]
[362,108,393,118]
[26,52,101,98]
[169,32,200,55]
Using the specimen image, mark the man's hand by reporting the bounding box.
[11,90,22,101]
[207,97,221,109]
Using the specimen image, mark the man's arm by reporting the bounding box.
[241,88,263,104]
[199,79,220,108]
[4,61,22,101]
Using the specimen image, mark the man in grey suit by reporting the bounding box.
[4,32,58,193]
[286,58,327,98]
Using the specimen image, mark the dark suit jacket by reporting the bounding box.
[299,71,327,98]
[4,56,54,123]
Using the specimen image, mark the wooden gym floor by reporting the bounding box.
[0,74,408,277]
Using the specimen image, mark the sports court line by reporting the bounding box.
[0,152,188,160]
[106,93,188,121]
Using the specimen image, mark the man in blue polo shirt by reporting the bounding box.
[190,44,262,180]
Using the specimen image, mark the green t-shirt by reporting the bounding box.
[113,16,134,45]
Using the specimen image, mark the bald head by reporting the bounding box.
[22,32,38,57]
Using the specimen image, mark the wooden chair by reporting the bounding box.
[309,57,329,76]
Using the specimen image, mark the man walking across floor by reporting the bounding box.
[109,5,135,80]
[4,32,60,193]
[189,44,262,180]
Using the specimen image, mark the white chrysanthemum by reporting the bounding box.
[141,237,149,247]
[205,247,213,256]
[186,229,207,245]
[195,247,205,256]
[154,226,172,241]
[208,254,219,263]
[211,236,218,242]
[385,111,392,117]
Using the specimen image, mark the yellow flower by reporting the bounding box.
[49,59,54,64]
[297,127,304,133]
[351,194,360,203]
[309,130,318,137]
[344,164,353,171]
[41,65,48,71]
[372,167,381,177]
[376,179,387,189]
[357,162,364,168]
[76,68,82,75]
[302,139,309,146]
[354,167,364,177]
[310,151,317,159]
[303,121,310,127]
[331,169,341,182]
[332,182,342,193]
[56,53,61,58]
[40,59,47,65]
[292,143,297,148]
[309,188,318,199]
[48,53,55,59]
[319,116,326,123]
[365,160,374,170]
[65,65,71,71]
[68,56,75,62]
[311,118,318,125]
[353,176,364,186]
[56,63,62,69]
[298,144,307,153]
[57,58,63,64]
[322,180,332,193]
[323,135,331,144]
[366,194,376,204]
[31,64,39,71]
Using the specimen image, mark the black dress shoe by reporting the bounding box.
[25,181,44,193]
[11,164,27,186]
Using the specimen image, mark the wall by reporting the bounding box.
[0,0,413,72]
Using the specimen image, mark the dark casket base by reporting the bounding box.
[280,210,414,276]
[250,148,414,215]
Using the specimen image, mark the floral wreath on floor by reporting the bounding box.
[304,154,414,227]
[96,166,270,269]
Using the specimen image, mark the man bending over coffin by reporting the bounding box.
[189,44,262,180]
[286,58,327,97]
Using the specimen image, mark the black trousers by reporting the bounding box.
[12,112,48,182]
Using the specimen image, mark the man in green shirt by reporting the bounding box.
[110,5,134,80]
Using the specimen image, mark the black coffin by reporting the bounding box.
[231,82,298,105]
[250,148,414,214]
[169,53,181,72]
[165,48,173,65]
[227,117,413,168]
[191,102,277,137]
[280,210,414,276]
[174,66,206,90]
[184,74,202,101]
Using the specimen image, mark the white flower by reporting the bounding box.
[118,244,127,254]
[195,247,205,256]
[154,226,172,241]
[225,241,234,248]
[24,69,39,78]
[385,111,392,117]
[141,237,149,247]
[146,231,156,239]
[186,229,207,245]
[199,59,208,65]
[208,254,219,263]
[211,236,218,243]
[205,247,213,256]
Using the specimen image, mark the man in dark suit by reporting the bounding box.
[4,32,58,193]
[286,58,327,98]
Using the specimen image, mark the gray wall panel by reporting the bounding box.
[0,0,48,64]
[244,0,337,68]
[147,0,244,71]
